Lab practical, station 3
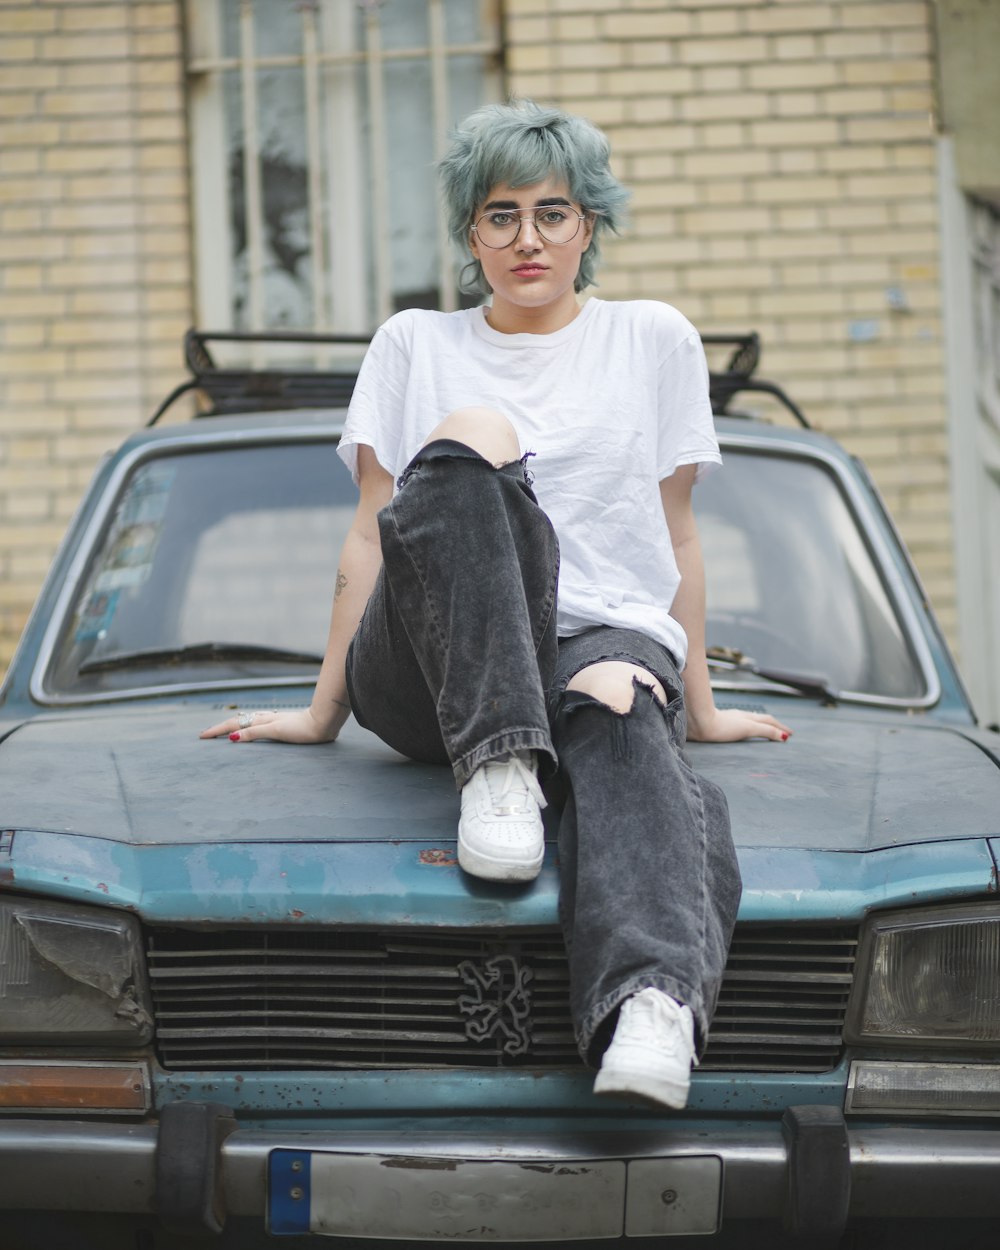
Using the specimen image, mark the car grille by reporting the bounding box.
[146,924,856,1073]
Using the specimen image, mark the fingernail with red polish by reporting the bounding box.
[229,732,241,742]
[781,732,789,741]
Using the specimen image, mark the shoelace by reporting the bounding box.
[621,991,700,1066]
[482,753,547,815]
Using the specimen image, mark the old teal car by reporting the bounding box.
[1,332,998,1249]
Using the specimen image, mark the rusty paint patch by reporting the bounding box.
[989,866,999,894]
[419,848,458,866]
[289,909,305,919]
[95,882,110,894]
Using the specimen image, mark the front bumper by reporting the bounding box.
[1,1106,999,1239]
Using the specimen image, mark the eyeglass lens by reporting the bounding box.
[474,206,583,248]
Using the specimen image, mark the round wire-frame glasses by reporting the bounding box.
[471,205,590,249]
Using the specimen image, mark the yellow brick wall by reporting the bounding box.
[507,0,954,639]
[0,0,192,673]
[0,0,956,677]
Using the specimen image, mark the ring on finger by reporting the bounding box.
[237,711,255,730]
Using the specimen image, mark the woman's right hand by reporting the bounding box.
[199,706,344,745]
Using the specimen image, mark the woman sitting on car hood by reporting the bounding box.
[203,98,790,1110]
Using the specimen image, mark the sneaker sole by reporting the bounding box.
[457,841,543,882]
[592,1066,690,1111]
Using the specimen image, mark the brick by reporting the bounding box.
[0,91,34,117]
[773,91,821,117]
[68,231,139,259]
[554,41,626,69]
[683,148,771,178]
[842,58,930,86]
[0,8,57,32]
[682,92,769,121]
[58,5,129,31]
[775,148,821,174]
[44,91,131,117]
[680,205,773,234]
[133,28,182,58]
[774,34,818,60]
[0,119,61,146]
[507,43,553,72]
[554,13,598,40]
[745,4,836,32]
[823,88,888,114]
[601,10,693,38]
[62,118,132,144]
[41,34,130,60]
[3,264,44,289]
[822,144,892,172]
[750,118,840,146]
[697,66,743,93]
[822,31,887,58]
[0,148,39,174]
[506,15,550,44]
[750,174,842,204]
[59,60,132,88]
[844,171,936,201]
[47,202,138,230]
[748,61,838,90]
[680,36,768,64]
[700,123,745,148]
[0,292,67,317]
[0,63,59,89]
[0,36,36,59]
[0,349,69,375]
[133,1,179,27]
[839,2,930,29]
[44,145,134,173]
[66,173,138,201]
[50,372,142,401]
[629,40,675,67]
[49,318,140,347]
[888,28,932,56]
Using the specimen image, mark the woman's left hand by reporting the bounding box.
[687,707,792,744]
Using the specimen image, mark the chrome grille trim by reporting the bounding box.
[146,924,856,1073]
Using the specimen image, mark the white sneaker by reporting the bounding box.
[458,752,546,882]
[592,987,698,1110]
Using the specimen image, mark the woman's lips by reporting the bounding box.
[511,264,548,276]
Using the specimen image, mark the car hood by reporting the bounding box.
[2,702,998,852]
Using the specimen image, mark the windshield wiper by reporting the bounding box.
[706,646,839,705]
[78,641,324,675]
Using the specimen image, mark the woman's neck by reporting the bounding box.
[485,289,582,335]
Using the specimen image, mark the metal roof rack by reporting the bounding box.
[146,329,372,426]
[702,332,811,428]
[148,326,811,430]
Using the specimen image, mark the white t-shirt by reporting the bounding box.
[338,297,720,667]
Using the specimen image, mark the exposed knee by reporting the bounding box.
[565,661,667,713]
[421,406,521,467]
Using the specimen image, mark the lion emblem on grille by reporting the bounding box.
[457,954,533,1056]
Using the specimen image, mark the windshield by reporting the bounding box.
[44,439,925,702]
[697,448,925,699]
[46,441,353,696]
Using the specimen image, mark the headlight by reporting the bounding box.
[847,903,1000,1046]
[0,895,152,1043]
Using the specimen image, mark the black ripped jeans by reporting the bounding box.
[346,439,742,1064]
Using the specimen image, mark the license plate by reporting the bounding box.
[269,1150,722,1240]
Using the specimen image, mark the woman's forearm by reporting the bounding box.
[307,525,383,737]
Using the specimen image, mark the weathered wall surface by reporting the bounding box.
[0,0,953,674]
[506,0,952,635]
[0,1,193,670]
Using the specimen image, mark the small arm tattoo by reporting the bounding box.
[334,569,347,599]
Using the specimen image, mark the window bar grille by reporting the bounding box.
[429,0,455,312]
[238,0,265,336]
[363,3,392,326]
[300,1,328,330]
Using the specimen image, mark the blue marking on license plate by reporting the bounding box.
[269,1150,312,1235]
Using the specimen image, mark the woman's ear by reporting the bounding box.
[468,224,480,262]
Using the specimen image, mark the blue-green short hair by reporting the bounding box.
[439,99,630,296]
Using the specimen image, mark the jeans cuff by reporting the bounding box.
[452,728,557,790]
[579,974,709,1068]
